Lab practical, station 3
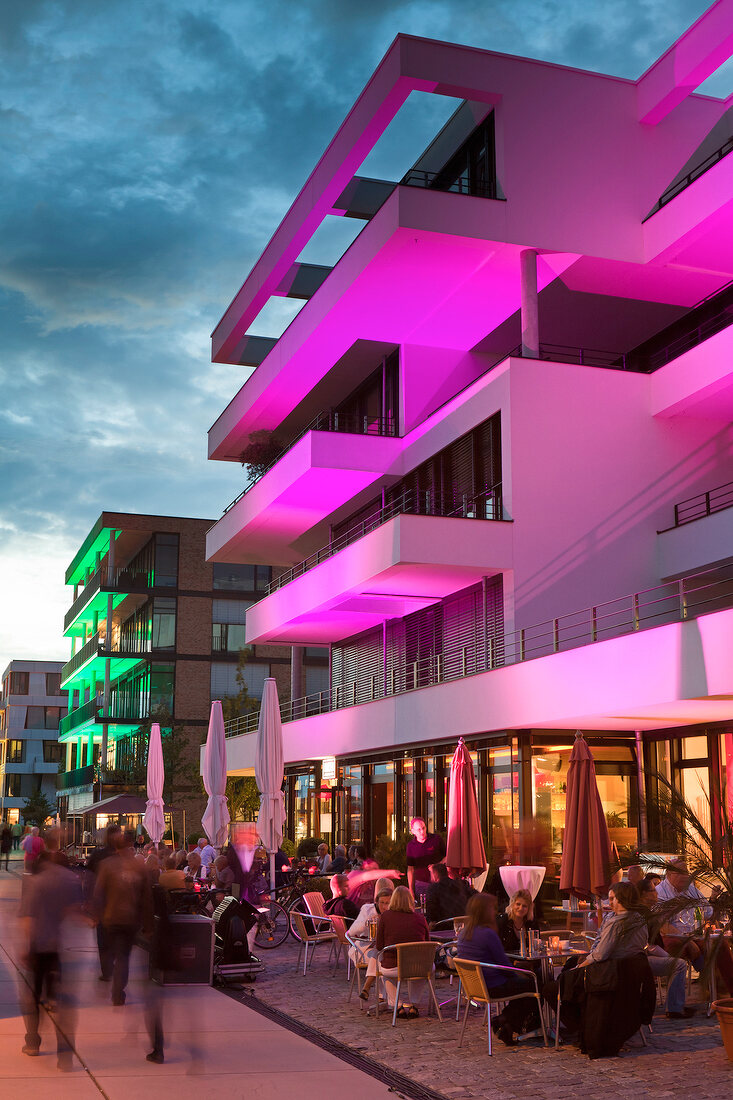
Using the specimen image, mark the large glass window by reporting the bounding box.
[489,746,516,859]
[8,672,29,695]
[152,597,176,650]
[7,740,24,764]
[210,661,269,701]
[153,533,178,587]
[343,765,363,846]
[150,664,174,716]
[43,741,65,764]
[305,665,329,697]
[213,563,271,591]
[212,599,252,652]
[46,672,62,696]
[5,774,22,797]
[370,763,395,842]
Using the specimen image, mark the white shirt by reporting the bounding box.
[199,843,216,869]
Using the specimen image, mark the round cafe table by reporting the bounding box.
[499,865,546,900]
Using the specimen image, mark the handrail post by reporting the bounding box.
[705,491,711,517]
[632,593,640,630]
[487,636,494,670]
[678,579,687,620]
[519,628,525,662]
[591,606,597,642]
[552,619,559,653]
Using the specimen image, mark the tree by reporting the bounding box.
[127,707,202,810]
[221,649,263,821]
[239,430,284,480]
[21,788,56,827]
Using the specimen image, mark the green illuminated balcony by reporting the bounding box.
[60,631,151,689]
[58,697,151,743]
[63,566,152,637]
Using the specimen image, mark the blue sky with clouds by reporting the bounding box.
[0,0,724,674]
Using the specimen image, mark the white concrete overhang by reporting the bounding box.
[206,429,403,565]
[651,322,733,419]
[221,606,733,773]
[243,513,513,645]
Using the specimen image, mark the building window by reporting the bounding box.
[43,741,65,764]
[153,533,179,587]
[210,661,269,701]
[25,706,65,730]
[150,664,175,716]
[46,672,62,696]
[213,563,271,592]
[5,774,22,798]
[7,740,24,764]
[152,597,177,650]
[305,665,329,697]
[8,672,29,695]
[212,599,252,652]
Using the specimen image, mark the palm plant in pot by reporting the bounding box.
[640,774,733,1059]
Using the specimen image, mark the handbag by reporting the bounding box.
[583,958,618,993]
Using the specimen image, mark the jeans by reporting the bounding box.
[104,925,137,1004]
[646,950,688,1012]
[488,972,538,1033]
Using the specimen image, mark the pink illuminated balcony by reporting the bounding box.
[244,506,512,645]
[206,426,402,564]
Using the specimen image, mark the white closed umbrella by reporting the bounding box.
[255,678,285,894]
[143,722,165,844]
[202,700,230,848]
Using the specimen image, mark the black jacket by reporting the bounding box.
[561,952,656,1059]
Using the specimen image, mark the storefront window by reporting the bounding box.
[490,746,515,859]
[370,763,395,841]
[682,736,708,760]
[293,773,314,842]
[343,765,362,846]
[403,759,414,832]
[423,758,435,833]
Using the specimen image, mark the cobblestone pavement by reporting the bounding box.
[242,937,732,1100]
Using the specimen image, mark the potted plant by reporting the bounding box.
[639,774,733,1060]
[239,430,285,481]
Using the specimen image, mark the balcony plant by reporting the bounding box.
[640,774,733,1059]
[239,430,285,480]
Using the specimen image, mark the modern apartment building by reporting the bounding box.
[57,511,327,820]
[204,5,733,863]
[1,660,67,824]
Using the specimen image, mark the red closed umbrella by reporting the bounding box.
[446,738,487,878]
[560,731,614,898]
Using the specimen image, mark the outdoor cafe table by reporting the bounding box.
[505,944,588,1046]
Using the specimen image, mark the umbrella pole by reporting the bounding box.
[269,850,276,897]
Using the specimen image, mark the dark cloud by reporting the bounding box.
[0,0,715,668]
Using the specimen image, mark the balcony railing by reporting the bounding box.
[62,632,102,683]
[644,134,733,220]
[674,480,733,527]
[59,697,101,737]
[64,569,102,631]
[265,485,504,596]
[57,764,95,791]
[400,169,504,202]
[509,342,628,369]
[62,633,152,684]
[642,302,733,372]
[222,411,398,516]
[224,559,733,738]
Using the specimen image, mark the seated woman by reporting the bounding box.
[158,854,186,891]
[456,893,538,1046]
[350,879,395,1003]
[212,854,235,892]
[375,886,430,1019]
[496,889,540,953]
[185,850,205,882]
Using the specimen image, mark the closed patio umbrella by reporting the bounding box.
[559,731,615,899]
[143,722,165,844]
[255,678,285,894]
[446,738,487,878]
[202,700,230,848]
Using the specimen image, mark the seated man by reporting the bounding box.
[324,874,359,920]
[424,863,466,929]
[657,859,733,997]
[638,875,694,1018]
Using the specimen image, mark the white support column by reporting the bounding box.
[101,658,110,768]
[291,645,303,701]
[107,530,115,585]
[520,248,539,359]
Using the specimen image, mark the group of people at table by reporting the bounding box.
[316,821,733,1049]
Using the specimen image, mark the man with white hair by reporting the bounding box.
[197,837,216,877]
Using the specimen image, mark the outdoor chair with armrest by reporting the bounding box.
[345,929,370,1002]
[291,911,337,976]
[452,958,548,1056]
[302,890,333,931]
[376,942,443,1026]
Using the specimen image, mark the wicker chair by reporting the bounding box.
[376,941,443,1026]
[291,911,337,975]
[452,958,547,1055]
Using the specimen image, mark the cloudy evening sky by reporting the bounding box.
[0,0,728,675]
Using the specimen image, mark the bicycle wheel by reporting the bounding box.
[254,900,290,949]
[288,895,310,941]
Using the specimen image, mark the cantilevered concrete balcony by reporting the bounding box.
[207,428,402,564]
[244,511,512,645]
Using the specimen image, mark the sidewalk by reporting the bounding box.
[0,868,393,1100]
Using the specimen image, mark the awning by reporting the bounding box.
[73,793,177,817]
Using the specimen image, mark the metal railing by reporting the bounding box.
[61,632,152,684]
[56,764,95,791]
[264,485,504,597]
[62,632,102,683]
[400,169,503,202]
[643,304,733,372]
[222,411,397,516]
[674,479,733,527]
[508,342,628,370]
[223,559,733,738]
[645,135,733,220]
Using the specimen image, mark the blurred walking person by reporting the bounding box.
[20,826,45,873]
[18,850,82,1068]
[93,830,153,1006]
[1,825,12,870]
[86,823,121,982]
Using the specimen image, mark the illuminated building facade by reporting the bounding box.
[1,660,67,824]
[206,7,733,864]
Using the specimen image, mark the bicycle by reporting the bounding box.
[252,865,321,947]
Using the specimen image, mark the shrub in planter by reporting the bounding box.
[296,835,327,859]
[240,431,285,479]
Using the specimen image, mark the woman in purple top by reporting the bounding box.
[406,818,446,899]
[456,893,538,1045]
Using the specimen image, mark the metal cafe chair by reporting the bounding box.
[291,911,337,976]
[375,941,443,1027]
[452,958,548,1056]
[344,930,371,1003]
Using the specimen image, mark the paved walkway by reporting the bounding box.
[0,868,393,1100]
